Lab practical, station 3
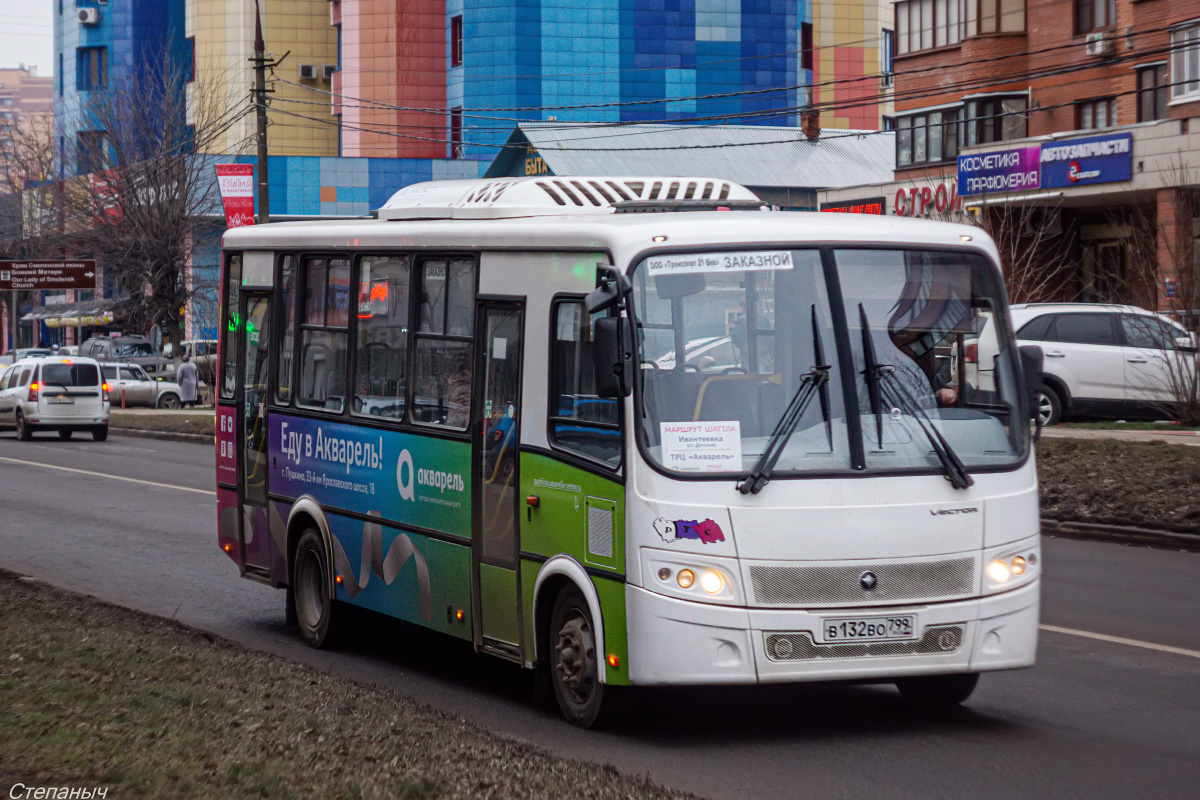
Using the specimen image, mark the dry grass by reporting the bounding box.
[0,573,695,800]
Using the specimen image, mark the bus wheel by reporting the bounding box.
[896,673,980,708]
[549,586,606,728]
[293,528,345,649]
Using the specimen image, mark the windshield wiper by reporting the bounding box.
[856,305,973,490]
[738,305,830,495]
[857,304,888,446]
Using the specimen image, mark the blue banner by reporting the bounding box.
[957,145,1042,196]
[269,412,472,536]
[1040,132,1132,188]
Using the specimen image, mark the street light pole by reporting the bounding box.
[252,0,270,224]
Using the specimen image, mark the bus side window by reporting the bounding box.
[548,300,621,467]
[354,255,411,419]
[275,255,296,405]
[298,256,350,413]
[412,258,476,429]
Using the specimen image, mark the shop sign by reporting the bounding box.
[1040,132,1132,188]
[894,182,962,216]
[523,146,551,176]
[957,145,1042,196]
[214,164,255,228]
[820,197,885,215]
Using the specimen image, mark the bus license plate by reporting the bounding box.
[47,396,74,404]
[819,614,916,644]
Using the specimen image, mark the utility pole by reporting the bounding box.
[251,0,271,224]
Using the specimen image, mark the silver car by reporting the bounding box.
[101,364,185,408]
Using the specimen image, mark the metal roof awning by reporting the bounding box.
[21,298,129,328]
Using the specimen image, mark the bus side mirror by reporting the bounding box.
[594,317,630,398]
[1019,345,1043,421]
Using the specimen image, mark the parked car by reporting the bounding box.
[100,363,185,408]
[57,345,79,356]
[0,355,110,440]
[974,303,1196,425]
[79,335,174,379]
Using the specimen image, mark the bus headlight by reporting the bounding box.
[644,551,738,604]
[983,540,1040,594]
[699,570,723,594]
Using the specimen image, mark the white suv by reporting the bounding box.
[0,356,111,440]
[974,304,1196,425]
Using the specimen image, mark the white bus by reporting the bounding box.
[216,177,1044,727]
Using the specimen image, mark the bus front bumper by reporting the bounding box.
[624,580,1039,686]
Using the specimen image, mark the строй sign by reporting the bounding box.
[0,260,99,291]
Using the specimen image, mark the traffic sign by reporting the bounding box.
[0,260,99,291]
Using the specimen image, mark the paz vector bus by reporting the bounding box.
[215,176,1045,727]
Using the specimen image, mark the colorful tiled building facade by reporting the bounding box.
[809,0,893,130]
[333,0,819,161]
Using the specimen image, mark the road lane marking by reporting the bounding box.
[1040,624,1200,660]
[0,454,215,496]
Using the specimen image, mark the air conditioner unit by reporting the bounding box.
[298,64,318,80]
[77,8,100,25]
[322,64,337,80]
[1085,32,1113,57]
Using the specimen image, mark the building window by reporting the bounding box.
[1171,25,1200,101]
[882,115,895,131]
[186,36,195,83]
[881,29,894,86]
[977,0,1026,35]
[76,130,107,174]
[451,15,463,67]
[895,0,966,56]
[58,53,63,95]
[801,22,814,71]
[1077,97,1116,129]
[896,108,960,167]
[77,46,108,90]
[1076,0,1116,34]
[449,107,463,159]
[964,95,1027,146]
[1138,64,1168,122]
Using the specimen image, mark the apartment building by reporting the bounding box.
[820,0,1200,309]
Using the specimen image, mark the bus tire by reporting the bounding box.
[896,672,980,708]
[293,527,346,649]
[549,585,607,728]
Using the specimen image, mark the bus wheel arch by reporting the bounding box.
[532,556,607,684]
[284,498,336,628]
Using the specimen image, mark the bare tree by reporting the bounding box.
[53,55,252,360]
[1111,160,1200,425]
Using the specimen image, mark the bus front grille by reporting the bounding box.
[749,558,975,605]
[764,625,966,661]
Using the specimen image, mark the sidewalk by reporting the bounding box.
[1042,426,1200,447]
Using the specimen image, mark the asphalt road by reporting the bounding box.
[1,432,1198,799]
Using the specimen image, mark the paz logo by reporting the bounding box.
[397,449,415,501]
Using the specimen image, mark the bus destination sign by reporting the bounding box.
[0,260,99,291]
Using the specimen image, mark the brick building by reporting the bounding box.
[820,0,1200,313]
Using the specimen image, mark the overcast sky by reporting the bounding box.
[0,1,55,75]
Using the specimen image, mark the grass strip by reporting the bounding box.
[0,573,694,800]
[1037,438,1200,532]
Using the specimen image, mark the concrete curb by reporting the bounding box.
[1043,518,1200,552]
[111,427,213,445]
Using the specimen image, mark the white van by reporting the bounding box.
[0,356,110,440]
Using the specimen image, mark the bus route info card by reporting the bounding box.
[659,421,742,472]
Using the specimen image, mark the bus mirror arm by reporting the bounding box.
[585,265,631,314]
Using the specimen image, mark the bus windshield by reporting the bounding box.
[632,247,1027,479]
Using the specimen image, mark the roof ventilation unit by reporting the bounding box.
[298,64,319,80]
[77,8,100,25]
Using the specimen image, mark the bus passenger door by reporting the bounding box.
[238,291,273,576]
[473,300,525,657]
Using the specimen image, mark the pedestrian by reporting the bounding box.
[177,354,200,408]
